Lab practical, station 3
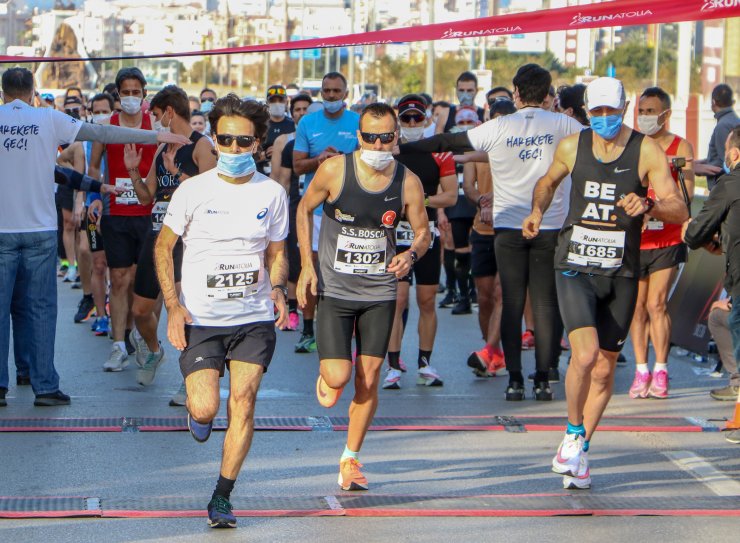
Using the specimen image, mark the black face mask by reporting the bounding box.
[65,109,81,120]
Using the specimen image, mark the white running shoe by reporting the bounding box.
[552,433,585,477]
[562,452,591,489]
[382,368,402,389]
[417,365,444,387]
[62,265,77,283]
[131,328,150,366]
[103,343,129,372]
[136,346,165,386]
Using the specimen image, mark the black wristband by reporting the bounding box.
[644,197,655,213]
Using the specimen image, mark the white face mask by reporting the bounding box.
[637,112,667,136]
[120,96,142,115]
[92,113,111,124]
[153,112,171,133]
[400,126,425,142]
[360,149,394,171]
[268,102,285,118]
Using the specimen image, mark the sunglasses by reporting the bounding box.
[267,87,287,96]
[400,114,425,124]
[360,132,395,144]
[215,134,257,148]
[201,97,215,103]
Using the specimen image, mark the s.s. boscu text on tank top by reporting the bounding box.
[318,153,406,302]
[640,135,685,250]
[106,113,156,217]
[555,129,646,278]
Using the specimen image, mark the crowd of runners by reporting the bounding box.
[1,62,739,528]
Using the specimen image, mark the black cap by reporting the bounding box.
[397,94,427,117]
[266,84,287,101]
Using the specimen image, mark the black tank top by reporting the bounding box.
[555,129,646,278]
[318,153,405,302]
[150,130,204,231]
[396,152,439,221]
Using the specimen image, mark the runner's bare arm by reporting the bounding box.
[637,137,689,224]
[128,144,163,205]
[154,225,192,351]
[190,137,218,177]
[524,136,575,238]
[88,141,104,181]
[275,160,292,195]
[402,171,431,260]
[434,107,450,135]
[462,162,480,205]
[270,134,288,176]
[430,172,458,208]
[73,143,86,174]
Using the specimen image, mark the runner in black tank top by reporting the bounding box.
[521,77,689,492]
[296,103,430,492]
[127,86,218,394]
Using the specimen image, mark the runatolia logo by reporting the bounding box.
[701,0,740,11]
[570,9,652,26]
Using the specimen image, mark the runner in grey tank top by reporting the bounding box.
[295,103,430,492]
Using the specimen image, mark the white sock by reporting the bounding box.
[636,363,649,375]
[654,362,668,373]
[114,341,127,354]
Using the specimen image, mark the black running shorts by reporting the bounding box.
[316,295,396,360]
[179,321,276,378]
[450,217,473,249]
[134,231,183,300]
[556,271,639,353]
[470,230,497,278]
[55,184,74,212]
[100,215,151,269]
[399,237,441,286]
[287,202,301,284]
[638,244,687,279]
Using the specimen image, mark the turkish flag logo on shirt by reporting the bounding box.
[382,210,396,226]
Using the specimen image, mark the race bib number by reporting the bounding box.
[151,201,168,232]
[396,221,436,249]
[115,178,139,206]
[205,255,262,299]
[646,219,664,231]
[334,233,387,275]
[567,225,625,269]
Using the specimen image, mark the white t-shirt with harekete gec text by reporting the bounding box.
[163,169,289,327]
[467,107,584,230]
[0,99,82,233]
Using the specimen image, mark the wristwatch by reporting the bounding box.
[644,197,655,214]
[409,250,418,264]
[272,284,288,298]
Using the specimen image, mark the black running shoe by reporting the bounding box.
[451,298,472,315]
[16,375,31,386]
[207,495,237,528]
[505,382,525,401]
[617,353,627,366]
[528,368,560,383]
[438,291,458,308]
[534,381,554,401]
[34,390,71,406]
[74,296,95,323]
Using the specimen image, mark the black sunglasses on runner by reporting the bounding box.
[399,113,425,124]
[360,131,395,144]
[215,134,257,148]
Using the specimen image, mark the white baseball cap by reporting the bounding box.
[585,77,625,111]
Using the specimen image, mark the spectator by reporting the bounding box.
[708,298,739,401]
[695,84,739,188]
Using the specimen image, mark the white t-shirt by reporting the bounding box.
[164,169,289,327]
[0,99,82,233]
[467,108,584,230]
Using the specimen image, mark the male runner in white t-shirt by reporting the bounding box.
[155,95,289,529]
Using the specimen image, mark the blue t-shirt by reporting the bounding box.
[295,109,359,215]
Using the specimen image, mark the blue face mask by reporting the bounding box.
[591,114,623,140]
[724,162,732,175]
[217,150,256,178]
[200,100,214,113]
[323,99,345,114]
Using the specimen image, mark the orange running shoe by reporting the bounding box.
[491,348,506,373]
[338,457,369,491]
[316,375,343,408]
[521,329,535,350]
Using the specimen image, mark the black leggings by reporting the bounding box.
[494,228,563,379]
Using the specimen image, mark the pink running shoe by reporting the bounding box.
[629,371,651,399]
[521,330,535,350]
[648,369,669,399]
[286,312,299,331]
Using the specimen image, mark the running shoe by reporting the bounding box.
[552,432,585,477]
[534,381,554,401]
[16,375,30,386]
[169,381,187,407]
[57,261,69,277]
[726,429,740,444]
[0,388,6,407]
[62,265,77,283]
[187,412,213,443]
[562,452,591,490]
[467,347,503,377]
[338,457,369,491]
[93,315,110,337]
[103,344,129,372]
[648,369,669,399]
[417,365,444,386]
[451,298,472,315]
[207,495,237,528]
[710,385,740,401]
[382,368,402,389]
[521,330,535,350]
[294,333,317,353]
[71,280,81,290]
[131,328,148,361]
[616,352,627,366]
[438,291,458,308]
[33,390,71,406]
[281,311,299,332]
[505,382,525,401]
[629,371,651,399]
[136,347,165,386]
[74,296,95,323]
[527,368,560,383]
[560,337,570,351]
[398,358,407,372]
[316,375,343,407]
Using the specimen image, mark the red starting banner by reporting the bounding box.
[0,0,738,63]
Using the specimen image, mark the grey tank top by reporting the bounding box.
[318,153,406,301]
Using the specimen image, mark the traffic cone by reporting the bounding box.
[727,386,740,430]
